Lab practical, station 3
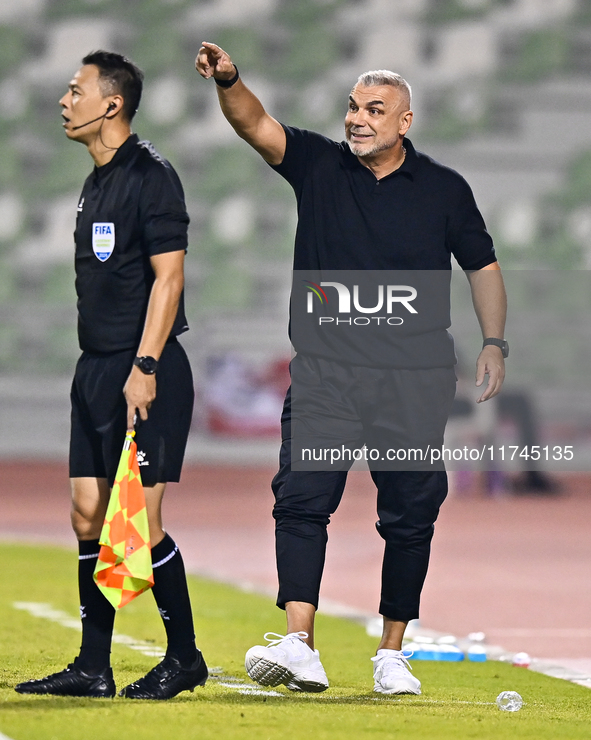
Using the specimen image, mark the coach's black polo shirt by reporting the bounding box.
[74,134,189,354]
[272,126,497,367]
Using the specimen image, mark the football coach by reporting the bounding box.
[16,51,207,700]
[196,42,507,696]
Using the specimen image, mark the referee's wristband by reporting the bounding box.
[215,65,239,88]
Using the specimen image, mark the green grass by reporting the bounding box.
[0,543,590,740]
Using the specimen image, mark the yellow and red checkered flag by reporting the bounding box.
[93,431,154,609]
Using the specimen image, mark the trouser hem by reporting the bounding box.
[378,602,420,623]
[276,595,319,611]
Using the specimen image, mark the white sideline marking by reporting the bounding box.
[217,681,283,697]
[0,733,16,740]
[12,602,281,698]
[13,602,165,658]
[411,700,499,706]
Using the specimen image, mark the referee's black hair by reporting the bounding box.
[82,50,144,122]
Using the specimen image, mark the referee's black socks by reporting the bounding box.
[76,539,115,674]
[151,533,198,668]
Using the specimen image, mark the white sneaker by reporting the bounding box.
[245,632,329,692]
[372,649,421,695]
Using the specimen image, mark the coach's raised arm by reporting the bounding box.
[195,42,286,165]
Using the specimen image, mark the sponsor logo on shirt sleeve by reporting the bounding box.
[92,222,115,262]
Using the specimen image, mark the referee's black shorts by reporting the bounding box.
[69,338,194,488]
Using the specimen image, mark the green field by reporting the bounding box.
[0,543,589,740]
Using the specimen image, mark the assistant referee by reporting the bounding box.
[15,51,207,700]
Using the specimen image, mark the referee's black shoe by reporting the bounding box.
[118,652,208,700]
[15,662,115,698]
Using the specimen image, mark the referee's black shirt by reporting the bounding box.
[74,134,189,354]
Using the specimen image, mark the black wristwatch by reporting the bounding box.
[482,338,509,358]
[133,356,158,375]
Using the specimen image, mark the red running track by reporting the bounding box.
[1,462,590,660]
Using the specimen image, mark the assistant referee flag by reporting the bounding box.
[94,431,154,608]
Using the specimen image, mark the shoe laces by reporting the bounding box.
[263,631,309,647]
[371,649,414,673]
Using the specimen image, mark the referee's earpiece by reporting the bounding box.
[72,102,118,130]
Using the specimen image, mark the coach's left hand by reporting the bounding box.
[124,366,156,430]
[475,346,505,403]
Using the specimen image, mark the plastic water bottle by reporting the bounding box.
[437,643,464,662]
[468,644,487,662]
[496,691,523,712]
[404,640,464,661]
[511,651,531,668]
[404,641,438,660]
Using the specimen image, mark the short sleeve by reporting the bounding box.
[139,160,190,257]
[270,125,337,197]
[446,177,497,270]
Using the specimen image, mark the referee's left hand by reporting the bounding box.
[124,366,156,430]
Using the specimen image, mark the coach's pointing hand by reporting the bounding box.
[194,41,286,165]
[124,367,156,430]
[195,42,235,81]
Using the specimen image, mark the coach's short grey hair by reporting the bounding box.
[355,70,412,107]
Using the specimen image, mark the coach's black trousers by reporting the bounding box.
[271,355,455,622]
